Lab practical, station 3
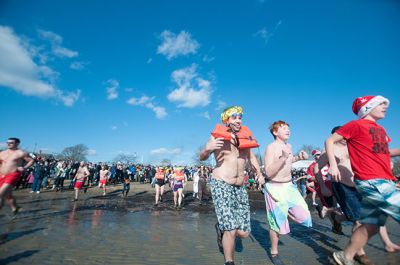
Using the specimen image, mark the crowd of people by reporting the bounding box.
[1,94,399,265]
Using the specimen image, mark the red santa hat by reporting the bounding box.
[352,95,390,118]
[311,149,321,157]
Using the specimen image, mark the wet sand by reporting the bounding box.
[1,181,399,265]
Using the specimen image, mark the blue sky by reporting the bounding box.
[1,0,399,164]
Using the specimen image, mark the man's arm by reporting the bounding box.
[17,152,34,172]
[199,136,224,161]
[390,149,400,157]
[264,144,289,179]
[249,151,262,183]
[325,133,345,182]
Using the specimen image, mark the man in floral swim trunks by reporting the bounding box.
[199,106,261,265]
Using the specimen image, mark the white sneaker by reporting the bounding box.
[36,191,40,194]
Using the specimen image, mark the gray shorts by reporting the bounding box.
[210,178,251,233]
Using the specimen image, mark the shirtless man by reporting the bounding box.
[99,164,110,196]
[72,161,90,201]
[263,121,312,265]
[318,126,400,264]
[0,137,34,215]
[199,106,261,265]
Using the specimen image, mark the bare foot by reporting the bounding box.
[385,243,400,253]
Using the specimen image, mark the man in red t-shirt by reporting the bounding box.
[325,95,400,265]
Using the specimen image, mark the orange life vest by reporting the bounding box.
[174,168,185,181]
[155,169,165,180]
[211,124,259,149]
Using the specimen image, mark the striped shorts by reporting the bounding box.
[355,179,400,226]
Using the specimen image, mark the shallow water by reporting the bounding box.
[1,189,399,265]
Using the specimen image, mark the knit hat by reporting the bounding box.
[352,95,389,118]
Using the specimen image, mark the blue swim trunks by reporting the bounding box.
[355,179,400,226]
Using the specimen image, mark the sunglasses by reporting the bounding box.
[7,141,16,144]
[230,113,242,119]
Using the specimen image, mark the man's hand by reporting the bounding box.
[328,165,341,182]
[205,137,224,152]
[299,150,308,160]
[17,166,25,172]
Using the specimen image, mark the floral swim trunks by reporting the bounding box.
[210,178,251,233]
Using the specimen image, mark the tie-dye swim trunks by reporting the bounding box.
[264,181,312,234]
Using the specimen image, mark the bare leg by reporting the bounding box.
[155,185,160,204]
[178,188,183,206]
[74,189,79,200]
[379,225,400,252]
[160,185,164,200]
[269,229,280,255]
[173,191,177,207]
[0,184,13,211]
[222,230,236,262]
[344,223,379,261]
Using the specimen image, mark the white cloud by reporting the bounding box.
[127,95,167,119]
[151,148,182,156]
[70,61,88,70]
[106,79,119,100]
[254,20,282,44]
[216,100,227,111]
[167,64,212,108]
[0,142,6,149]
[0,25,80,106]
[202,55,215,63]
[111,125,118,130]
[157,30,199,60]
[37,29,78,58]
[87,149,97,156]
[201,111,211,120]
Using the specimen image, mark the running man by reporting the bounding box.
[326,96,400,265]
[0,137,34,215]
[263,120,312,265]
[98,164,110,196]
[72,161,90,201]
[199,106,261,265]
[319,126,399,265]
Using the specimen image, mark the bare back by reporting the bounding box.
[335,143,355,187]
[0,149,27,175]
[212,136,250,186]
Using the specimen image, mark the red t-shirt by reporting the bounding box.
[336,119,395,181]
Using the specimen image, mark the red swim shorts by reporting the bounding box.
[0,171,22,187]
[74,181,85,190]
[99,179,107,185]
